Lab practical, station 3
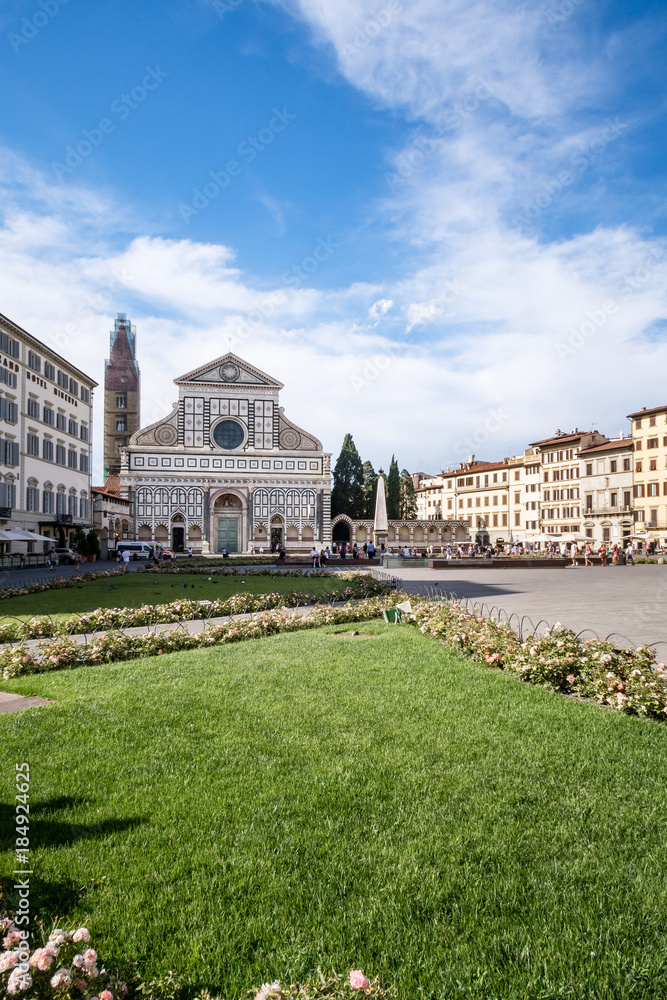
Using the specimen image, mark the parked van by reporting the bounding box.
[116,542,153,561]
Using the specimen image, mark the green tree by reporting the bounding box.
[362,460,377,517]
[331,434,365,518]
[400,469,418,520]
[73,526,89,556]
[386,456,401,519]
[86,529,100,558]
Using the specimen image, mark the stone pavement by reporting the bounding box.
[376,563,667,658]
[0,689,51,713]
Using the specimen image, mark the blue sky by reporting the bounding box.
[1,0,667,478]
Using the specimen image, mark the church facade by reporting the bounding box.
[119,354,331,554]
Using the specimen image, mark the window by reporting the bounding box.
[68,494,77,516]
[56,492,66,515]
[213,420,244,450]
[636,509,645,521]
[116,419,126,432]
[79,453,89,473]
[603,528,610,542]
[56,445,66,466]
[43,490,54,514]
[79,497,89,519]
[0,332,19,357]
[647,438,659,449]
[484,495,489,506]
[493,473,498,483]
[514,492,520,504]
[475,497,481,507]
[0,398,18,424]
[467,497,472,508]
[623,458,631,471]
[27,398,39,419]
[635,484,645,498]
[116,394,127,408]
[42,439,53,462]
[0,368,17,389]
[67,449,77,469]
[475,476,480,487]
[69,378,78,397]
[635,418,642,429]
[0,481,16,508]
[493,513,498,527]
[56,413,66,431]
[648,483,659,497]
[650,415,656,427]
[26,487,39,512]
[650,508,658,524]
[2,440,19,466]
[28,351,41,373]
[68,419,78,437]
[458,498,463,508]
[44,362,55,381]
[502,472,507,482]
[447,499,452,509]
[610,460,617,473]
[43,407,54,426]
[492,495,498,506]
[624,491,631,507]
[610,493,617,507]
[80,387,90,404]
[635,440,642,451]
[27,433,39,457]
[650,460,657,471]
[585,495,593,510]
[80,425,89,442]
[636,462,643,473]
[57,370,68,388]
[514,470,520,481]
[514,512,520,526]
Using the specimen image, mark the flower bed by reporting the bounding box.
[0,598,397,679]
[1,918,391,1000]
[0,578,392,643]
[412,599,667,720]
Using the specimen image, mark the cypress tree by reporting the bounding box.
[331,433,365,518]
[386,455,401,519]
[362,460,377,517]
[400,469,418,519]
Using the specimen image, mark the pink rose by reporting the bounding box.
[50,968,72,989]
[3,931,22,949]
[100,991,114,1000]
[349,970,371,990]
[76,979,88,992]
[30,948,54,971]
[0,952,18,972]
[72,928,91,944]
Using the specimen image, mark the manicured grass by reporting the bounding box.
[0,572,338,620]
[2,624,667,999]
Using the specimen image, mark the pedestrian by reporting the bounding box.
[626,542,634,564]
[222,546,228,558]
[570,541,578,566]
[170,551,176,570]
[352,543,359,559]
[48,546,57,572]
[320,548,327,568]
[187,547,193,558]
[340,542,346,560]
[380,542,386,557]
[74,550,82,573]
[278,545,286,562]
[599,544,608,567]
[612,544,619,565]
[367,540,375,559]
[122,548,131,573]
[584,543,593,567]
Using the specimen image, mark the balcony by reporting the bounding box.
[55,513,73,525]
[0,506,12,519]
[584,505,633,516]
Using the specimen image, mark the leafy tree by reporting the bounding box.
[400,469,418,520]
[331,434,365,518]
[362,460,377,517]
[386,456,401,519]
[73,526,88,556]
[87,529,101,558]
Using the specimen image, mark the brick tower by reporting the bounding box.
[104,314,140,480]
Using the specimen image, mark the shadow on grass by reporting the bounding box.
[1,798,147,853]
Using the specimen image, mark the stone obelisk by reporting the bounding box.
[373,475,388,553]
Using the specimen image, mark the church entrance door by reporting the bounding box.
[271,527,283,551]
[218,517,239,553]
[172,526,185,552]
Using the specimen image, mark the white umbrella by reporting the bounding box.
[0,529,15,541]
[3,529,54,542]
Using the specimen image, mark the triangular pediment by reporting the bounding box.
[175,353,283,389]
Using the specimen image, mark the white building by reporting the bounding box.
[580,437,634,547]
[120,353,331,554]
[0,311,96,546]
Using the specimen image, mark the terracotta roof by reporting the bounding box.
[529,430,604,447]
[627,403,667,419]
[579,439,633,455]
[92,487,131,503]
[454,461,508,474]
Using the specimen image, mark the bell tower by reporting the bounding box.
[104,313,140,480]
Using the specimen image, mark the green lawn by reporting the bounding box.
[2,623,667,999]
[0,572,337,620]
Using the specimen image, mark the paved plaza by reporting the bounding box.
[376,563,667,659]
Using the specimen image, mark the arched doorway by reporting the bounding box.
[270,515,283,552]
[213,493,243,553]
[332,520,350,542]
[172,513,185,552]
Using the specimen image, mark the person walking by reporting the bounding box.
[599,543,608,567]
[367,540,375,559]
[612,544,619,565]
[48,546,57,572]
[570,541,578,566]
[122,547,131,573]
[584,543,593,567]
[626,542,634,564]
[74,549,82,573]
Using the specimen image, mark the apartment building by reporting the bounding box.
[580,437,634,547]
[529,429,608,538]
[0,311,97,545]
[628,403,667,545]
